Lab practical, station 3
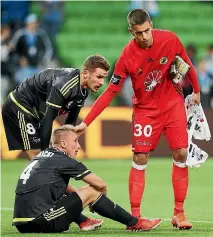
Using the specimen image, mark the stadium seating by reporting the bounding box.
[56,1,130,67]
[56,1,213,67]
[158,1,213,59]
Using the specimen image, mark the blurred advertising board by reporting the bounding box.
[1,107,212,159]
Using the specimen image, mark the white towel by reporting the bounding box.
[185,95,211,142]
[185,95,211,168]
[186,143,208,168]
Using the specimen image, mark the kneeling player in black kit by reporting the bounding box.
[2,55,110,159]
[13,125,162,233]
[4,55,110,231]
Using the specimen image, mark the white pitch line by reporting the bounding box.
[1,207,13,211]
[161,218,213,224]
[1,207,213,224]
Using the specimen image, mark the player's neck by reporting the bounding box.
[80,73,87,88]
[52,145,66,153]
[136,38,153,49]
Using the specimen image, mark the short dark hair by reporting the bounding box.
[127,9,151,28]
[83,55,110,72]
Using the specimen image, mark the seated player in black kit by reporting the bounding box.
[13,125,162,233]
[3,55,110,231]
[2,54,110,159]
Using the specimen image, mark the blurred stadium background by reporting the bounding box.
[1,1,213,236]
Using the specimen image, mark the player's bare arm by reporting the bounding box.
[82,173,107,194]
[75,122,88,136]
[175,34,201,98]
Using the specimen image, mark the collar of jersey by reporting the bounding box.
[51,146,74,159]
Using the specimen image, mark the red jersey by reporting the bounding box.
[84,30,200,125]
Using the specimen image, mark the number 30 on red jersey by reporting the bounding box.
[134,124,152,137]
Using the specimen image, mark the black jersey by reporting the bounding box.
[9,68,89,149]
[12,68,89,120]
[13,147,91,224]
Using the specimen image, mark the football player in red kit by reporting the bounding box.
[75,9,200,230]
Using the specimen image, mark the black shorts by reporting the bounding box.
[15,192,83,233]
[2,96,41,150]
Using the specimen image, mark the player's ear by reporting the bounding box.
[128,27,134,36]
[150,21,153,29]
[82,69,89,80]
[61,140,66,148]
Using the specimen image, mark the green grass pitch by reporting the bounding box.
[1,158,213,237]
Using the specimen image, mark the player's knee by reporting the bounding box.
[87,186,103,200]
[133,152,149,165]
[76,186,101,207]
[173,148,187,163]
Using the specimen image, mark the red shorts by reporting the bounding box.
[132,102,188,153]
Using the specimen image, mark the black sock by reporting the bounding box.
[73,213,88,225]
[92,194,138,226]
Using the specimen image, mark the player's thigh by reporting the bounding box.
[2,100,24,150]
[15,220,44,233]
[132,113,163,153]
[164,103,188,150]
[41,192,83,233]
[3,101,40,151]
[17,112,40,151]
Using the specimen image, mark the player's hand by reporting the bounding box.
[191,92,200,105]
[74,122,88,136]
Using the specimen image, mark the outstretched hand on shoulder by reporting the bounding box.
[74,122,88,136]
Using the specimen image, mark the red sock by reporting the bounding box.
[172,163,188,215]
[129,167,145,218]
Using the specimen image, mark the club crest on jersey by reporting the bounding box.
[160,57,168,64]
[110,74,121,85]
[144,70,162,91]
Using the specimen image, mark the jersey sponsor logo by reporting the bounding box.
[144,70,162,91]
[110,74,121,85]
[136,140,152,146]
[30,137,41,143]
[160,57,168,64]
